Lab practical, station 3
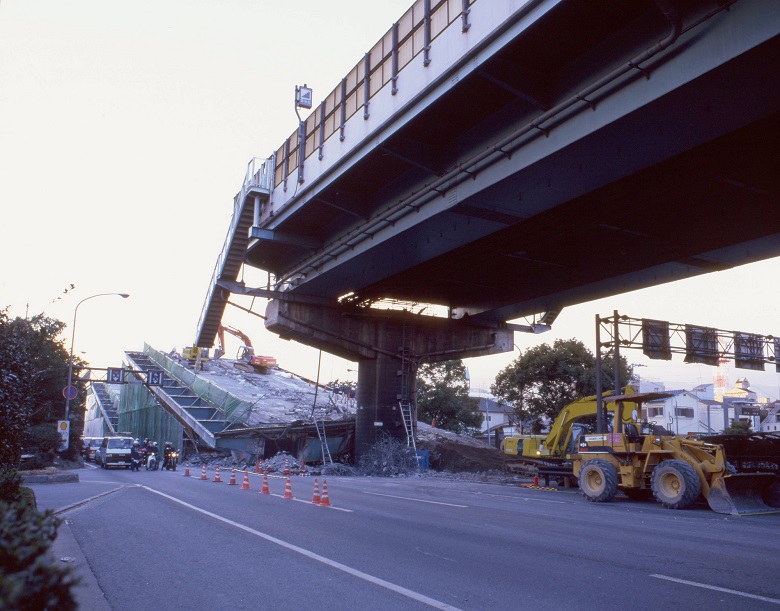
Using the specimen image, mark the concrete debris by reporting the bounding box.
[416,422,508,473]
[190,357,356,426]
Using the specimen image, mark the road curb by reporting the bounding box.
[50,518,111,610]
[23,473,80,484]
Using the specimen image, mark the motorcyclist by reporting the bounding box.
[147,441,159,469]
[162,441,177,470]
[130,441,142,471]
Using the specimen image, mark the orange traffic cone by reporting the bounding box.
[311,478,321,504]
[199,465,208,480]
[283,476,294,499]
[533,475,539,487]
[213,465,222,483]
[240,468,250,490]
[228,468,237,485]
[183,462,190,477]
[283,459,290,477]
[254,460,261,474]
[300,458,306,476]
[319,479,332,507]
[260,473,270,495]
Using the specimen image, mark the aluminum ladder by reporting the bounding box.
[399,400,417,452]
[313,413,333,465]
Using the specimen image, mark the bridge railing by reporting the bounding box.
[273,0,478,193]
[195,156,274,345]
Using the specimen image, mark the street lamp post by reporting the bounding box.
[64,292,130,421]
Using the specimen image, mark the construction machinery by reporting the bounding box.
[504,389,780,514]
[216,324,277,374]
[503,388,652,482]
[573,393,780,515]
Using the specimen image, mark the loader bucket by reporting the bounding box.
[706,473,780,515]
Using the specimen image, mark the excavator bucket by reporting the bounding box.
[706,473,780,515]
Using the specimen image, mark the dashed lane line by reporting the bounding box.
[362,491,467,508]
[142,486,461,610]
[650,574,780,605]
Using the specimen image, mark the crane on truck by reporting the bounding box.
[504,389,780,515]
[215,324,277,374]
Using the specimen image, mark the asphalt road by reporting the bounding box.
[31,464,780,610]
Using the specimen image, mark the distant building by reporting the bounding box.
[643,390,706,436]
[760,402,780,432]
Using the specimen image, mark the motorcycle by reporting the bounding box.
[146,452,159,471]
[163,451,178,471]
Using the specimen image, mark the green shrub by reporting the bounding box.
[0,467,22,504]
[25,424,63,454]
[0,501,76,610]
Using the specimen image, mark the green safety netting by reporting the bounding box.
[143,343,254,428]
[117,368,184,450]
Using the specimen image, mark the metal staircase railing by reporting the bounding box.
[195,156,274,348]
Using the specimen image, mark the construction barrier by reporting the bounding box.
[283,476,293,499]
[319,479,331,507]
[311,478,320,504]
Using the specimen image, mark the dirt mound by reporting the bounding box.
[416,423,505,472]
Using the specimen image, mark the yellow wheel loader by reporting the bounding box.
[573,395,780,515]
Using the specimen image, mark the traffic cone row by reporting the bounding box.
[183,462,190,477]
[187,462,334,507]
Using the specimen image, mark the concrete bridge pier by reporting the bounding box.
[264,299,514,462]
[355,355,414,461]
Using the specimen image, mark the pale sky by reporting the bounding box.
[2,0,779,401]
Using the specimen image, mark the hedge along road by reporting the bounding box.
[31,465,780,610]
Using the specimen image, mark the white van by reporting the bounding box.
[97,436,134,469]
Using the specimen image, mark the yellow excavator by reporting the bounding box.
[504,389,780,515]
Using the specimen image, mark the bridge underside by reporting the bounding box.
[246,0,780,323]
[234,0,780,460]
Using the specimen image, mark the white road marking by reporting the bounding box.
[142,486,461,610]
[363,491,467,508]
[267,493,353,512]
[54,484,138,515]
[650,574,780,605]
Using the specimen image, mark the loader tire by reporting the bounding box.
[579,459,618,503]
[651,460,701,509]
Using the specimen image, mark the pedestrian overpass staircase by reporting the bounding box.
[90,382,119,434]
[125,351,229,449]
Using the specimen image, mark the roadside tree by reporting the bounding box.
[416,360,482,434]
[492,339,632,430]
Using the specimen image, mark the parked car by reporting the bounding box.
[82,437,103,462]
[97,436,135,469]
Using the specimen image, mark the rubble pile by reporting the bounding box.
[357,435,419,477]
